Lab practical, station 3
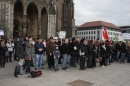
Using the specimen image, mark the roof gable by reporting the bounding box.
[78,21,120,29]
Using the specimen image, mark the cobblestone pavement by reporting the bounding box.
[0,59,130,86]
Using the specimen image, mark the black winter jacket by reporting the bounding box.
[107,45,114,54]
[62,43,69,54]
[15,44,25,59]
[120,43,126,53]
[0,45,7,56]
[100,46,107,56]
[70,42,78,56]
[35,42,45,54]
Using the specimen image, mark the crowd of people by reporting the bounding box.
[0,36,130,77]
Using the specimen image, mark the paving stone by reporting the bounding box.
[0,59,130,86]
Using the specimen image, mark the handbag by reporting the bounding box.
[30,71,42,78]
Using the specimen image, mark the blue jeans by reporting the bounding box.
[35,54,43,68]
[116,51,120,59]
[62,54,68,68]
[128,55,130,63]
[70,56,76,66]
[120,53,125,63]
[54,58,59,70]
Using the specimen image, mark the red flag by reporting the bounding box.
[103,27,109,40]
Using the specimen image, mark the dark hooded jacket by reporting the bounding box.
[120,42,126,53]
[15,38,25,59]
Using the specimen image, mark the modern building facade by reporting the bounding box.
[120,26,130,41]
[0,0,75,39]
[76,21,121,40]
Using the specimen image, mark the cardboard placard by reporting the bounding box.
[0,30,4,35]
[59,31,66,38]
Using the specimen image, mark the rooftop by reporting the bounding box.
[78,20,120,29]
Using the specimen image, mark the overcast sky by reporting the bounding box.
[74,0,130,26]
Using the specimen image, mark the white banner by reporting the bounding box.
[0,30,4,35]
[118,36,123,41]
[59,31,66,38]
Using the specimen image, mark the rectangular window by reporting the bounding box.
[91,36,93,40]
[86,36,88,39]
[94,31,96,34]
[91,31,93,34]
[98,31,100,34]
[94,36,95,39]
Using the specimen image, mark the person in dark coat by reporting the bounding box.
[100,43,107,67]
[115,42,121,61]
[79,38,86,70]
[127,42,130,63]
[120,42,126,63]
[87,40,95,68]
[0,40,7,67]
[70,37,78,67]
[92,41,96,67]
[62,39,69,70]
[14,38,19,60]
[107,43,114,65]
[46,37,55,70]
[15,38,25,60]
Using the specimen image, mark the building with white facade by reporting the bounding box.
[120,26,130,41]
[76,21,121,40]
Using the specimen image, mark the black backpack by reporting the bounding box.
[30,71,42,78]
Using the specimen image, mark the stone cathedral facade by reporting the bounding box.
[0,0,75,39]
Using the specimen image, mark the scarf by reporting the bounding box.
[102,45,106,50]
